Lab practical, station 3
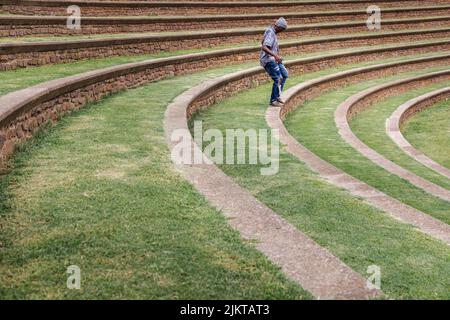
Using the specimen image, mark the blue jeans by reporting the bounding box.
[264,61,289,103]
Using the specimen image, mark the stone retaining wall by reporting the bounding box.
[2,21,450,70]
[1,44,449,169]
[2,0,448,16]
[2,7,450,36]
[333,70,450,201]
[346,73,450,121]
[267,66,450,246]
[279,58,450,118]
[188,56,450,118]
[386,88,450,179]
[399,90,450,125]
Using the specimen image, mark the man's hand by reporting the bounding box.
[262,45,283,64]
[274,55,283,64]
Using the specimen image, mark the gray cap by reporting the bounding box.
[275,17,287,30]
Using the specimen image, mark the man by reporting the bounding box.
[260,17,289,107]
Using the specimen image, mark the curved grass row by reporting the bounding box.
[4,38,436,299]
[3,0,448,16]
[2,39,447,98]
[2,21,449,71]
[284,67,450,225]
[0,63,312,299]
[351,83,450,189]
[3,18,449,43]
[3,49,445,297]
[268,67,450,243]
[385,88,450,179]
[403,99,450,170]
[0,44,245,96]
[192,56,450,299]
[3,5,449,36]
[334,71,450,202]
[2,30,448,300]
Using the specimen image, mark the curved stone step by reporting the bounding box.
[265,63,450,246]
[267,104,450,245]
[2,39,449,298]
[163,55,450,297]
[335,71,450,202]
[2,23,450,70]
[2,0,448,16]
[2,41,449,166]
[2,5,450,36]
[163,68,381,301]
[386,87,450,179]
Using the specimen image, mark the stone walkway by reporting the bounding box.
[164,80,381,300]
[386,86,450,179]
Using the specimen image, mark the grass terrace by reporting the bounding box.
[192,55,450,299]
[403,99,450,170]
[0,64,312,300]
[1,0,449,301]
[284,67,450,225]
[351,82,450,190]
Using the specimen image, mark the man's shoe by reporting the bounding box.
[276,98,285,105]
[270,101,282,107]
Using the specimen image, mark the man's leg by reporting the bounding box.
[264,61,282,104]
[278,63,289,92]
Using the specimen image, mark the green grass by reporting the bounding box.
[1,43,449,299]
[0,23,398,43]
[192,57,450,299]
[0,45,245,97]
[0,31,264,43]
[403,98,450,170]
[0,42,328,97]
[351,81,450,190]
[285,66,450,225]
[0,64,311,299]
[1,39,447,98]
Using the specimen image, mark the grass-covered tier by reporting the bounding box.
[193,56,450,299]
[0,64,312,300]
[1,30,449,299]
[403,99,450,171]
[350,82,450,190]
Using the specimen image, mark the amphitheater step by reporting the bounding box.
[2,24,450,70]
[164,75,381,300]
[335,71,450,202]
[2,5,450,36]
[386,87,450,179]
[2,0,449,16]
[188,58,450,299]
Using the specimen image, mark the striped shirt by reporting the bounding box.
[260,26,279,67]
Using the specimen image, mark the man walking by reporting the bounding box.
[260,17,289,107]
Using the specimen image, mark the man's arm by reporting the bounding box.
[262,45,282,63]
